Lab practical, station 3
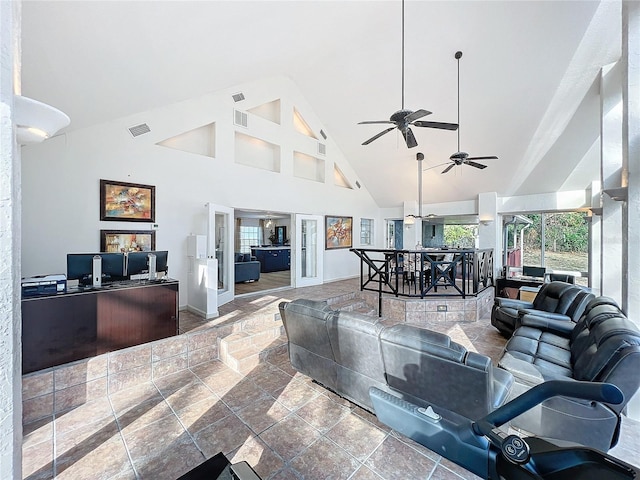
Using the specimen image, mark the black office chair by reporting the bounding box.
[544,273,575,284]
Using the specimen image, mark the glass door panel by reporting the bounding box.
[294,214,323,287]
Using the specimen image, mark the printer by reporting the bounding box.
[21,274,67,297]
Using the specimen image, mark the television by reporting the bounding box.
[67,253,126,286]
[522,265,546,279]
[126,250,168,279]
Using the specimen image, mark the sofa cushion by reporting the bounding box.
[572,318,640,382]
[327,311,389,409]
[235,253,244,262]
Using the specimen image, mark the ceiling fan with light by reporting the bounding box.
[426,51,498,174]
[358,0,458,149]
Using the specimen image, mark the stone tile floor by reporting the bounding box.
[23,279,640,479]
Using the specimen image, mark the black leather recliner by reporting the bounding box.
[497,296,640,451]
[491,281,592,337]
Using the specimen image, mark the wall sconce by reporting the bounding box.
[14,95,70,145]
[479,216,494,226]
[404,215,415,225]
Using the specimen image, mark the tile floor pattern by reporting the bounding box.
[23,279,640,480]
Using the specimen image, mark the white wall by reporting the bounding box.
[21,77,381,307]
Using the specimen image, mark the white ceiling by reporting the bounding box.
[20,1,621,208]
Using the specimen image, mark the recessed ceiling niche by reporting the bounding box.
[293,151,324,183]
[293,108,317,139]
[333,164,352,189]
[248,99,281,125]
[235,132,281,172]
[157,122,215,158]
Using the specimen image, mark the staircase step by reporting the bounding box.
[330,298,371,313]
[219,316,288,373]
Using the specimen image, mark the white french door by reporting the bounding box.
[207,203,235,307]
[294,214,324,288]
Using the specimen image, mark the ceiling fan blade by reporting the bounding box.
[466,155,498,161]
[404,109,432,123]
[423,162,450,171]
[402,128,418,148]
[466,160,488,169]
[358,120,396,125]
[413,121,459,131]
[362,127,396,145]
[442,163,455,174]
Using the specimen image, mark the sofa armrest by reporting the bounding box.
[517,313,575,336]
[494,298,534,310]
[517,309,571,322]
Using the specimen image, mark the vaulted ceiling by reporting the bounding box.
[20,1,621,207]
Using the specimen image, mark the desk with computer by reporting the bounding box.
[22,250,178,374]
[66,250,169,289]
[495,265,548,299]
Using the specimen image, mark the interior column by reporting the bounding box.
[600,61,624,304]
[621,0,640,420]
[0,1,23,477]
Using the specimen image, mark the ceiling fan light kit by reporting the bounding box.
[358,0,458,149]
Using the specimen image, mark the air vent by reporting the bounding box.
[232,92,245,102]
[128,123,151,137]
[320,129,327,139]
[318,142,326,155]
[234,110,248,127]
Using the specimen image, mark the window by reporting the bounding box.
[505,211,589,285]
[238,226,262,254]
[443,224,478,249]
[360,218,373,246]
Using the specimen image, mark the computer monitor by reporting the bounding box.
[522,265,546,279]
[126,250,168,278]
[100,253,127,282]
[67,253,125,286]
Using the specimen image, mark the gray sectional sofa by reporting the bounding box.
[278,299,513,420]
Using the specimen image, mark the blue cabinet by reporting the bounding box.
[251,247,291,273]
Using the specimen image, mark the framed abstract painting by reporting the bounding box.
[325,215,353,250]
[100,179,155,222]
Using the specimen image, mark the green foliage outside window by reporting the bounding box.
[444,225,477,248]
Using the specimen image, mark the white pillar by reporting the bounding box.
[478,191,500,277]
[0,1,23,478]
[600,62,624,304]
[588,181,602,295]
[621,0,640,420]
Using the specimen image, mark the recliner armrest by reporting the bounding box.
[518,309,571,322]
[494,298,534,310]
[517,313,576,336]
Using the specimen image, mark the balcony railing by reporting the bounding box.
[350,248,494,315]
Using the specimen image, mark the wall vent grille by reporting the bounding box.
[232,92,245,102]
[128,123,151,137]
[234,110,248,127]
[318,143,326,155]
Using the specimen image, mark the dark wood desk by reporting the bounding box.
[495,277,544,299]
[22,279,178,374]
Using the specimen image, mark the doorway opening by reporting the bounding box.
[234,209,292,296]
